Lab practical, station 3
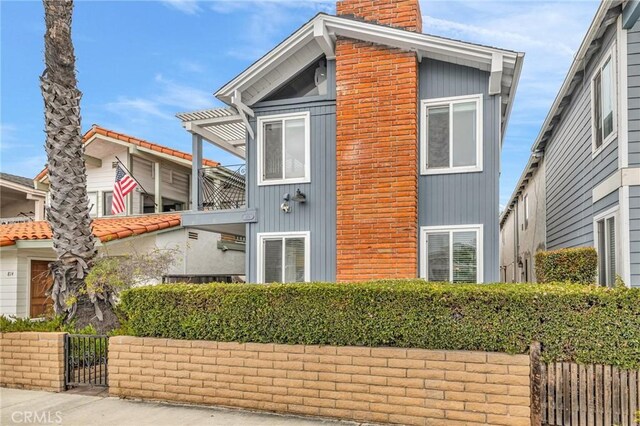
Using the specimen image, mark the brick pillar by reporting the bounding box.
[335,0,421,281]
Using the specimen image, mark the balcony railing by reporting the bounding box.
[1,215,35,225]
[199,164,246,211]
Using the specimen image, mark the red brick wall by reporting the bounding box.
[336,0,422,32]
[335,0,420,281]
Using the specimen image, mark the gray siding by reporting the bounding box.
[418,59,500,282]
[628,19,640,165]
[546,24,619,250]
[629,186,640,286]
[246,100,336,283]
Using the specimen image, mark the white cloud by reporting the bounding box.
[214,1,334,61]
[104,75,213,128]
[160,0,201,14]
[0,123,19,150]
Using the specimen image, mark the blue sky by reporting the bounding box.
[1,0,599,207]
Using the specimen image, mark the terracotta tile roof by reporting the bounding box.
[34,125,219,181]
[0,214,181,247]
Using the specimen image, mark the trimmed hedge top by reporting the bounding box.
[117,281,640,369]
[535,247,598,284]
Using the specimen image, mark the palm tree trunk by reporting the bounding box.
[41,0,97,320]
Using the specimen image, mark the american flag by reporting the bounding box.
[112,164,137,215]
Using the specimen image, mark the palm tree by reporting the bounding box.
[41,0,97,321]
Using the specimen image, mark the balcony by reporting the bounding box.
[198,164,246,211]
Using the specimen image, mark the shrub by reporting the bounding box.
[117,281,640,369]
[535,247,598,284]
[0,315,96,334]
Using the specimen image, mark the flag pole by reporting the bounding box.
[114,156,157,206]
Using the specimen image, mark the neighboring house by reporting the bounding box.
[177,0,523,283]
[500,0,640,287]
[499,159,546,283]
[0,173,46,223]
[0,126,246,318]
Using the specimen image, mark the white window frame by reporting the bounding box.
[256,231,310,283]
[591,43,617,157]
[593,206,619,287]
[419,224,484,283]
[420,94,483,175]
[257,111,311,186]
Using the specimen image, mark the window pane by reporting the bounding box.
[264,239,283,282]
[597,219,606,285]
[452,102,477,167]
[453,231,477,283]
[602,59,614,139]
[427,106,449,168]
[88,192,98,217]
[594,72,603,148]
[427,232,450,281]
[103,192,113,216]
[607,217,616,287]
[264,121,283,180]
[284,238,305,282]
[284,118,306,179]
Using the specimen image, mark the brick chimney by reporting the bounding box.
[336,0,422,32]
[335,0,421,281]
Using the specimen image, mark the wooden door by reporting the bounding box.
[30,260,53,317]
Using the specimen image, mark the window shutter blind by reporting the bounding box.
[607,217,615,286]
[427,232,450,281]
[284,238,305,283]
[452,231,477,283]
[263,239,282,283]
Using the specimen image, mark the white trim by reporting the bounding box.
[419,224,484,283]
[618,16,629,169]
[216,14,520,102]
[593,206,620,287]
[619,186,632,286]
[257,111,311,186]
[592,170,622,202]
[420,94,483,175]
[256,231,310,284]
[591,42,618,158]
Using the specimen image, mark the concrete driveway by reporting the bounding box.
[0,388,359,426]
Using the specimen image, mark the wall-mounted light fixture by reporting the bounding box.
[291,189,306,203]
[281,193,291,213]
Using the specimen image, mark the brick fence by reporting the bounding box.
[109,336,531,425]
[0,332,66,392]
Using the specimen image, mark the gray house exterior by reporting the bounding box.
[179,1,523,284]
[500,0,640,287]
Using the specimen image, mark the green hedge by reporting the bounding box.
[117,281,640,369]
[535,247,598,284]
[0,315,96,334]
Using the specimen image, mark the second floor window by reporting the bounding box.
[421,94,483,175]
[592,48,616,152]
[257,112,310,185]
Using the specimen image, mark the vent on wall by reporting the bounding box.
[188,231,199,240]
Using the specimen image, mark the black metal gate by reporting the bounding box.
[65,334,108,388]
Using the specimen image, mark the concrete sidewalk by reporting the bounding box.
[0,388,358,426]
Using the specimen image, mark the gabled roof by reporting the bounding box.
[0,173,34,189]
[0,213,181,247]
[500,0,624,226]
[214,12,524,138]
[35,125,219,182]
